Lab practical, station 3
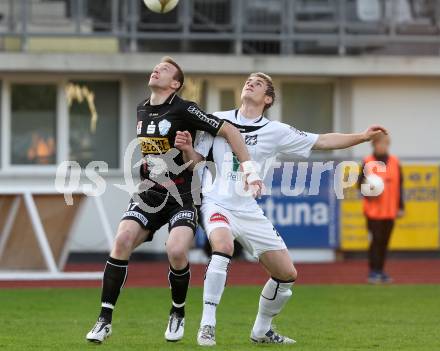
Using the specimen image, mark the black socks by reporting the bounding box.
[168,263,191,317]
[99,256,128,322]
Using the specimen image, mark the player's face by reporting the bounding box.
[148,62,179,91]
[241,77,272,107]
[373,135,390,155]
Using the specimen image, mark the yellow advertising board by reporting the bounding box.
[340,165,439,250]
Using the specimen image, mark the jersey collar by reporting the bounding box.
[235,109,264,124]
[144,92,178,106]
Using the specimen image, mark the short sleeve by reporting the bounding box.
[276,123,319,158]
[184,102,224,136]
[194,131,214,158]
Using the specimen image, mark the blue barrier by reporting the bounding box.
[257,163,337,248]
[196,162,338,249]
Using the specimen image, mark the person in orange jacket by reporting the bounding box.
[359,134,404,283]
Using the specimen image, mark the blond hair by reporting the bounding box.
[249,72,275,111]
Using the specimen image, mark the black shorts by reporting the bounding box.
[121,190,198,241]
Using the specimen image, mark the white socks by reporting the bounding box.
[200,252,231,327]
[201,254,294,337]
[252,278,294,337]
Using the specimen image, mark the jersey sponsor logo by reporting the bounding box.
[245,134,258,146]
[137,121,143,135]
[158,119,171,136]
[123,211,148,226]
[289,126,307,136]
[146,122,156,134]
[187,105,220,129]
[232,153,240,172]
[209,213,230,224]
[170,210,195,227]
[138,137,171,154]
[226,171,244,182]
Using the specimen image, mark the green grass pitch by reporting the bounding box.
[0,285,439,350]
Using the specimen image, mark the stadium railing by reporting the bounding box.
[0,0,439,55]
[0,186,113,280]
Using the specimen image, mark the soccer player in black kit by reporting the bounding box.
[86,57,263,343]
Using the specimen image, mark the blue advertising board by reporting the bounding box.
[195,162,338,249]
[257,162,337,248]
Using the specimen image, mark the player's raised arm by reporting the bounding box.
[184,102,252,164]
[312,125,388,150]
[217,121,251,166]
[174,131,204,171]
[183,102,263,196]
[217,121,264,195]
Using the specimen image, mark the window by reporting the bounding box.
[67,81,120,168]
[11,84,57,165]
[220,89,236,111]
[281,82,333,134]
[181,77,208,109]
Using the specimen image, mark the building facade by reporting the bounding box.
[0,0,439,257]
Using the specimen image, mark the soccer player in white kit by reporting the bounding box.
[174,72,387,345]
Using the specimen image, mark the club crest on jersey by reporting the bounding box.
[147,122,156,134]
[137,121,143,135]
[158,119,171,136]
[245,135,258,146]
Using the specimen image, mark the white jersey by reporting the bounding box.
[195,109,319,213]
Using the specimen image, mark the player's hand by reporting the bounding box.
[397,209,405,218]
[241,161,265,199]
[245,178,265,199]
[174,131,193,151]
[363,125,388,141]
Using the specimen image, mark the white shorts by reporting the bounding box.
[201,202,287,259]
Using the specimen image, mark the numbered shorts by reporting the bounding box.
[121,190,198,241]
[200,202,287,259]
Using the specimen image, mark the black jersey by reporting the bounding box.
[136,92,224,197]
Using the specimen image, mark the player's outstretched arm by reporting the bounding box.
[174,131,203,171]
[312,125,388,150]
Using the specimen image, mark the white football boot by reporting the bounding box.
[86,317,112,343]
[197,325,216,346]
[250,328,296,344]
[164,312,185,342]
